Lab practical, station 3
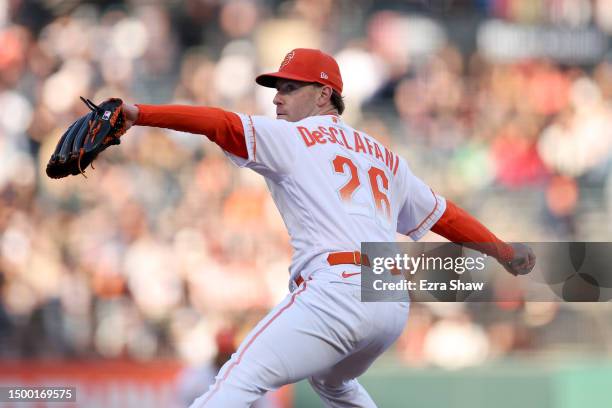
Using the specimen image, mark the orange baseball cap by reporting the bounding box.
[256,48,343,94]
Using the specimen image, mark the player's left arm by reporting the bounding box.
[431,201,536,276]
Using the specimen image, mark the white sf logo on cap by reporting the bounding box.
[320,72,329,79]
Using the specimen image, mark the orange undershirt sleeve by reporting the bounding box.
[134,104,248,159]
[431,200,514,263]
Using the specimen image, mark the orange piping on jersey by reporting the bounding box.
[404,189,439,237]
[431,200,514,263]
[198,280,310,405]
[135,104,248,159]
[248,115,256,162]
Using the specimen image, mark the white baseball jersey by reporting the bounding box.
[224,114,446,282]
[191,114,446,408]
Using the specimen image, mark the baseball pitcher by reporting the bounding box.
[46,48,535,407]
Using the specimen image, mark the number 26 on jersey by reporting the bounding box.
[332,154,391,222]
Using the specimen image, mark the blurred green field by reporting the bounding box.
[294,358,612,408]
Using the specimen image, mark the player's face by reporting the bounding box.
[273,79,322,122]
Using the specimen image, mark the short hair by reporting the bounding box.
[331,90,345,115]
[312,83,345,115]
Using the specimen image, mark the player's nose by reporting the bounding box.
[273,92,283,106]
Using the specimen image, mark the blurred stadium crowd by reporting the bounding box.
[1,0,612,369]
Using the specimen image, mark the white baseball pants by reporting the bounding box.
[188,266,410,408]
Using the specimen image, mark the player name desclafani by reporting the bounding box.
[372,279,485,291]
[298,126,400,175]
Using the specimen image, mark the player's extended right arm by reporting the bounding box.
[431,200,535,276]
[122,103,248,159]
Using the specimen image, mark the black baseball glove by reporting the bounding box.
[46,97,127,179]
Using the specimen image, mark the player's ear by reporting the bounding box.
[317,85,333,107]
